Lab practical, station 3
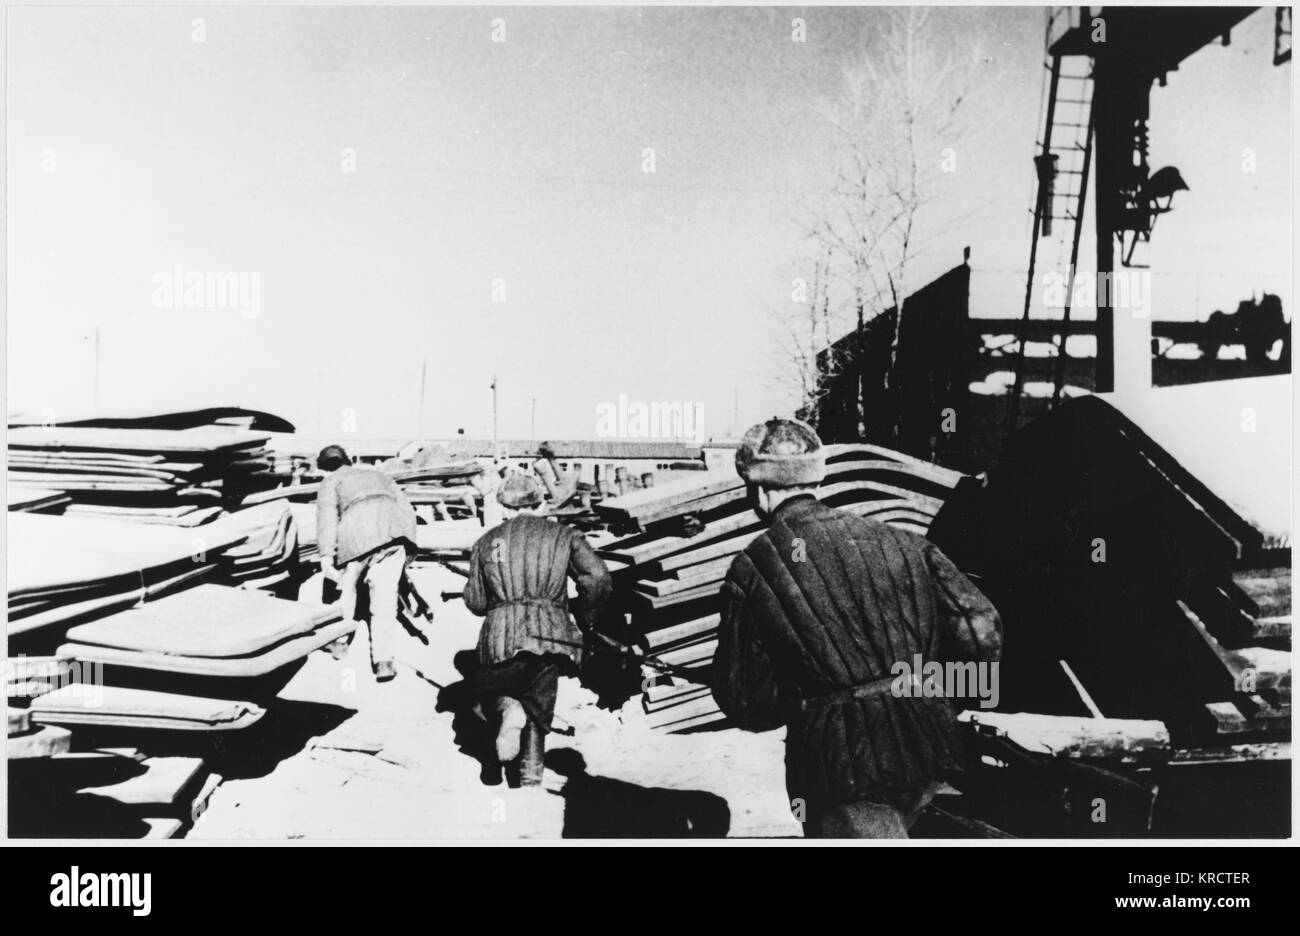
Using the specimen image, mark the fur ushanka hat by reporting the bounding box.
[734,417,826,488]
[497,472,545,509]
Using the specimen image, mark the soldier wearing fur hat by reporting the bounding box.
[463,472,613,785]
[712,418,1002,838]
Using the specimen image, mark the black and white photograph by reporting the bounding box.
[3,2,1293,850]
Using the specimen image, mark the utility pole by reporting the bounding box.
[733,387,739,438]
[418,359,427,440]
[530,396,536,441]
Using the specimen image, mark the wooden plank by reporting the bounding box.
[655,708,729,733]
[7,488,73,511]
[643,613,721,650]
[1231,567,1292,620]
[627,489,939,574]
[595,471,741,522]
[1200,697,1288,736]
[7,427,271,455]
[816,480,944,515]
[64,584,341,658]
[6,474,176,491]
[1204,701,1249,735]
[8,456,207,476]
[643,680,712,707]
[1169,741,1290,765]
[1234,647,1291,696]
[1252,616,1291,641]
[59,618,356,678]
[1177,600,1289,695]
[646,694,724,730]
[65,503,209,518]
[960,711,1171,761]
[667,555,736,582]
[623,455,951,530]
[634,566,727,597]
[7,512,243,596]
[8,707,32,737]
[631,581,723,611]
[602,511,760,567]
[824,442,964,486]
[1185,579,1260,648]
[31,686,266,731]
[7,724,72,759]
[634,486,748,527]
[401,486,479,505]
[1242,693,1290,723]
[655,639,717,669]
[656,528,764,573]
[644,686,713,714]
[10,563,216,637]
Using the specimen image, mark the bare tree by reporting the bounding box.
[786,8,989,436]
[773,250,837,427]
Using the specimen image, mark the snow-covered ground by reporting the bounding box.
[190,563,800,840]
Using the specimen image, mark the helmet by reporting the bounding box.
[735,417,825,488]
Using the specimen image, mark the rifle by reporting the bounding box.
[529,632,715,688]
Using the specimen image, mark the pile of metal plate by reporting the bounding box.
[7,427,274,502]
[6,514,237,642]
[9,585,347,839]
[54,584,350,689]
[7,487,71,513]
[206,502,301,590]
[596,444,965,733]
[63,503,223,527]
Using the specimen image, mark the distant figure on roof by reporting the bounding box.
[316,444,418,683]
[711,417,1002,838]
[462,472,614,787]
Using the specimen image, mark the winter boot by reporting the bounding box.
[495,697,527,762]
[519,720,545,787]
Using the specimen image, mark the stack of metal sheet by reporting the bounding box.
[63,503,223,526]
[6,513,243,640]
[31,686,266,731]
[7,427,274,500]
[56,584,350,683]
[597,443,965,733]
[7,487,72,513]
[207,502,301,589]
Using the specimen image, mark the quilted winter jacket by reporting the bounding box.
[464,514,612,667]
[713,495,1002,808]
[317,466,418,569]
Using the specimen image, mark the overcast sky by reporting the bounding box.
[6,5,1290,440]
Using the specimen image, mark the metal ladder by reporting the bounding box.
[1004,7,1096,433]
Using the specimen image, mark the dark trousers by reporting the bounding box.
[474,653,565,784]
[474,653,563,730]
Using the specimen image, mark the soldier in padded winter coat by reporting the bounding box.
[712,418,1003,838]
[463,473,612,786]
[316,444,419,683]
